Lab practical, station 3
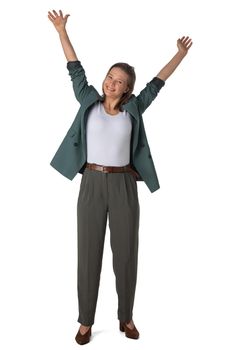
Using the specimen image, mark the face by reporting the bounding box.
[103,67,129,99]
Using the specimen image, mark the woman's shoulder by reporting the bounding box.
[123,94,136,105]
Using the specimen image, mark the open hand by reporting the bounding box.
[177,36,193,56]
[48,9,70,33]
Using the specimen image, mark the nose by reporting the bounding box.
[109,80,115,87]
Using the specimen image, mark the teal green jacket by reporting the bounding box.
[50,61,165,193]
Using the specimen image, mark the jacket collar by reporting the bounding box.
[122,103,139,121]
[96,95,139,121]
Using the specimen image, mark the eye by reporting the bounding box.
[118,81,122,84]
[108,75,112,79]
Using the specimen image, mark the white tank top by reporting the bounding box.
[86,101,132,166]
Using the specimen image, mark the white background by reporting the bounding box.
[0,0,232,349]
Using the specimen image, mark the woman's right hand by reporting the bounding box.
[48,9,70,33]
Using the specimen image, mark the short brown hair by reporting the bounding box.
[102,62,136,111]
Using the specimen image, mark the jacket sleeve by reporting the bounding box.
[136,77,165,115]
[67,60,93,104]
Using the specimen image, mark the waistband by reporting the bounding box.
[86,162,132,173]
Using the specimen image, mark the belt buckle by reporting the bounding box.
[102,166,108,173]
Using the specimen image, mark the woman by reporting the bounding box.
[48,9,192,345]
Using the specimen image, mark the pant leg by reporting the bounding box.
[107,171,140,322]
[77,168,108,326]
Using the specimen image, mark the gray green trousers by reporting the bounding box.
[77,167,140,326]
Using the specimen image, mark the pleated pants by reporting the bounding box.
[77,167,140,326]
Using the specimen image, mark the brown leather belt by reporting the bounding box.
[85,162,140,179]
[86,162,131,173]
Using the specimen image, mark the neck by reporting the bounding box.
[103,97,120,111]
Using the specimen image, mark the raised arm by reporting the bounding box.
[136,36,192,114]
[48,10,95,104]
[48,9,78,62]
[156,36,193,81]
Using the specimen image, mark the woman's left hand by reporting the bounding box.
[177,36,193,56]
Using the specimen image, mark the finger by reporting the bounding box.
[183,36,190,44]
[48,11,56,20]
[185,38,192,47]
[59,10,63,18]
[64,14,70,20]
[177,38,183,45]
[48,15,54,22]
[180,36,187,43]
[52,9,59,17]
[187,41,193,49]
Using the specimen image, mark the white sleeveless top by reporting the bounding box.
[86,101,132,166]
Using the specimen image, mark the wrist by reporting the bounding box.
[177,50,187,58]
[57,28,67,35]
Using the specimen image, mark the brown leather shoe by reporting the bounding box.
[120,321,139,339]
[75,326,92,345]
